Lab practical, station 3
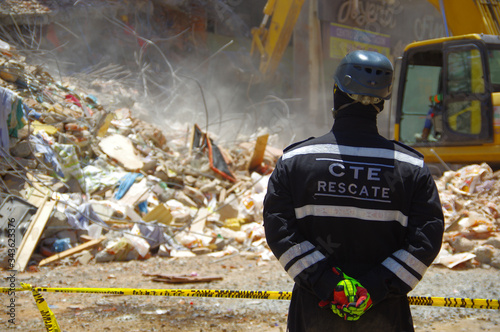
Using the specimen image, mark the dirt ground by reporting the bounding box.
[2,254,499,332]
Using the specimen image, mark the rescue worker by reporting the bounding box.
[263,50,444,332]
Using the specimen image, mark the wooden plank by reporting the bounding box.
[14,196,55,271]
[143,273,223,284]
[26,190,46,207]
[248,134,269,171]
[25,173,56,207]
[78,234,93,243]
[143,203,173,225]
[38,236,106,267]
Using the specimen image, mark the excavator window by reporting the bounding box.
[398,50,442,144]
[447,49,484,94]
[445,48,483,135]
[488,49,500,92]
[397,39,494,147]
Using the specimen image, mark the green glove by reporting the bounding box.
[338,283,372,321]
[330,268,373,321]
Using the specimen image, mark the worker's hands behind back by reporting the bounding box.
[319,267,373,321]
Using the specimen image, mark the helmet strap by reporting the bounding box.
[347,94,383,113]
[347,93,382,106]
[333,84,383,116]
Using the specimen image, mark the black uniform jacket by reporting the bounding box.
[263,110,444,332]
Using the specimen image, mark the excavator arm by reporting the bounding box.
[427,0,500,35]
[250,0,305,79]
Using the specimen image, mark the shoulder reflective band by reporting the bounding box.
[1,286,499,310]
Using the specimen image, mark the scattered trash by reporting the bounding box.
[434,163,500,269]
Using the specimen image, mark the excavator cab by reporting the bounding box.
[394,34,500,166]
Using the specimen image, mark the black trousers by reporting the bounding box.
[287,284,414,332]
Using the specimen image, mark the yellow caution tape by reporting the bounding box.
[408,295,500,310]
[1,283,499,332]
[21,283,61,332]
[2,285,499,309]
[32,286,293,300]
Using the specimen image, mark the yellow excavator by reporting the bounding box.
[251,0,500,170]
[393,0,500,170]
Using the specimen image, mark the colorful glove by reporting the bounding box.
[319,267,373,321]
[339,282,372,321]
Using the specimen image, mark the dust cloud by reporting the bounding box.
[0,0,332,150]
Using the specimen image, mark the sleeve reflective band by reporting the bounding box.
[278,241,315,268]
[393,249,428,278]
[287,250,326,279]
[382,257,420,289]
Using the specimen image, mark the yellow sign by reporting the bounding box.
[330,23,390,59]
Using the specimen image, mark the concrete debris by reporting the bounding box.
[0,37,279,271]
[0,0,129,25]
[434,163,500,269]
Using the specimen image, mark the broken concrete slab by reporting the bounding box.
[99,134,144,171]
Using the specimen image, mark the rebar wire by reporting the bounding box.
[71,60,134,85]
[192,39,234,72]
[0,176,12,195]
[24,17,41,50]
[1,23,68,84]
[0,157,32,186]
[0,18,38,49]
[100,13,181,91]
[161,37,239,128]
[177,73,210,134]
[100,13,190,105]
[0,24,15,44]
[210,90,224,134]
[236,95,298,145]
[136,50,150,98]
[53,21,81,40]
[9,14,28,47]
[22,45,69,83]
[262,95,291,118]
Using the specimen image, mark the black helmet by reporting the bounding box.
[334,50,393,100]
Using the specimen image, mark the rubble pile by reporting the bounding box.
[435,163,500,269]
[0,39,279,271]
[0,0,125,22]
